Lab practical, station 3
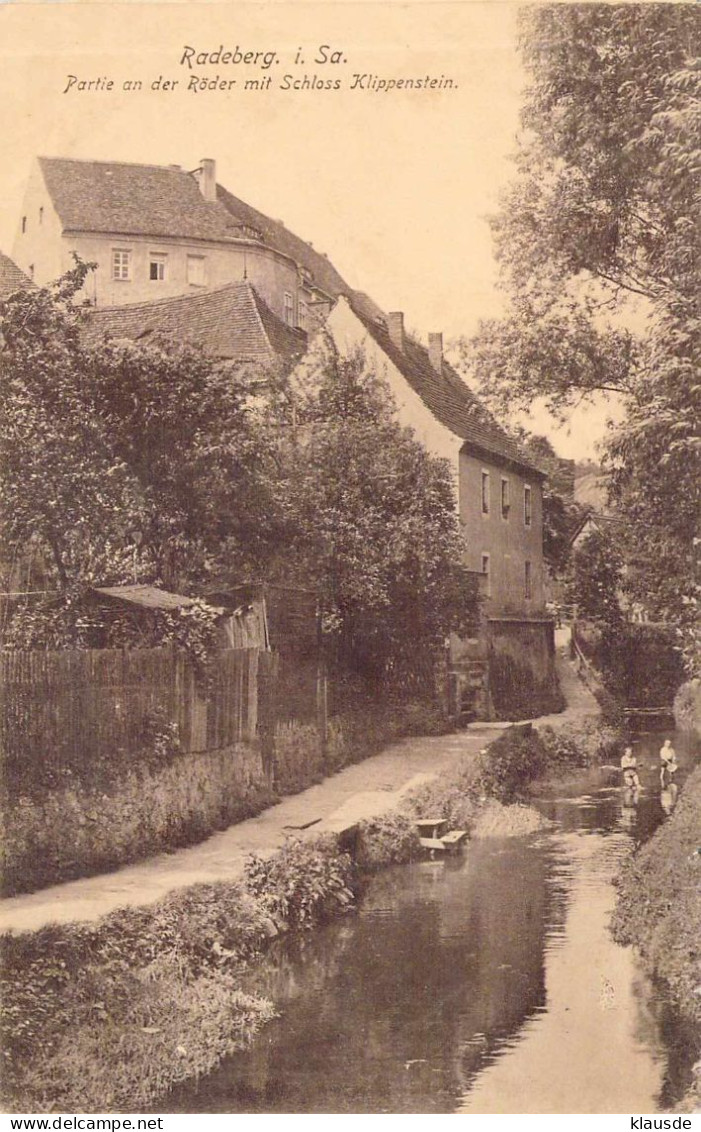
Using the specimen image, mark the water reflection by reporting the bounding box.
[163,731,698,1114]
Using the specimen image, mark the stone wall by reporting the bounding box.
[487,617,562,721]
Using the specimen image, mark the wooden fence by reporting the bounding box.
[0,647,278,790]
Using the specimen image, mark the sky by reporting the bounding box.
[0,0,622,459]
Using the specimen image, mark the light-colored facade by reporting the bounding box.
[311,295,555,719]
[318,296,546,620]
[12,158,338,329]
[459,452,545,617]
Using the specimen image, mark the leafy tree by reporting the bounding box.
[1,262,143,594]
[454,5,700,666]
[265,337,479,683]
[0,262,278,645]
[569,525,624,627]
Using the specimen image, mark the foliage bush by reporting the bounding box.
[611,766,701,1023]
[354,812,420,872]
[1,744,274,896]
[273,721,325,794]
[673,679,701,737]
[0,888,278,1112]
[593,684,627,729]
[243,836,355,929]
[600,622,685,708]
[25,971,275,1113]
[470,725,548,804]
[577,619,686,710]
[537,719,622,769]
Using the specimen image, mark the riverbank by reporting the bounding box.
[611,763,701,1112]
[3,725,622,1110]
[1,645,609,1112]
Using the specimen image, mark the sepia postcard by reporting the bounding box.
[0,0,698,1120]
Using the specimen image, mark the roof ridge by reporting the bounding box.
[39,156,194,174]
[344,292,543,474]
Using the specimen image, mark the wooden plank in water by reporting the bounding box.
[441,829,468,848]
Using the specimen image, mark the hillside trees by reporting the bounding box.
[455,4,700,665]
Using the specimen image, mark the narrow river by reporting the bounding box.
[166,729,699,1114]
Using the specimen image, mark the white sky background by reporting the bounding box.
[0,1,624,459]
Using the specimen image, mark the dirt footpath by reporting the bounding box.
[0,725,502,935]
[0,639,597,936]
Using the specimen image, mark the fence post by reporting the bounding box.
[316,601,328,761]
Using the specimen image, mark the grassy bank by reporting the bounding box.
[611,764,701,1113]
[2,717,615,1112]
[611,764,701,1023]
[0,820,423,1113]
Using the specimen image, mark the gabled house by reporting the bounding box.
[12,153,558,718]
[301,294,557,719]
[12,157,349,328]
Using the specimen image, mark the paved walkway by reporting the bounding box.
[0,637,598,936]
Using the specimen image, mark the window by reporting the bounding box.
[112,248,131,281]
[481,471,490,515]
[501,477,510,520]
[525,560,532,600]
[21,217,27,234]
[187,255,206,286]
[39,207,44,225]
[524,485,532,527]
[28,264,34,281]
[481,553,491,597]
[149,253,167,282]
[283,291,295,327]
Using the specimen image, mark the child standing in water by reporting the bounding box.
[659,738,678,786]
[620,747,641,791]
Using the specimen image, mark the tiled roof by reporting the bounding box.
[38,158,354,300]
[348,294,543,475]
[82,280,307,362]
[217,184,351,300]
[0,251,34,298]
[39,158,241,242]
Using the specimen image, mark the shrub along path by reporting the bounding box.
[0,640,597,935]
